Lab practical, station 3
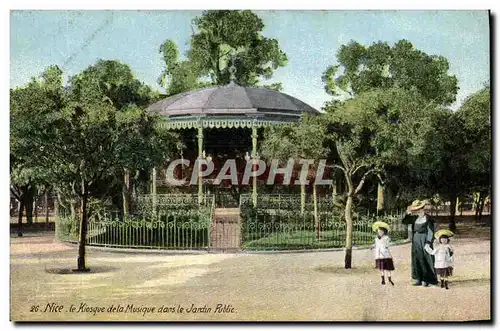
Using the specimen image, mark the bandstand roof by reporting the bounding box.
[147,82,318,129]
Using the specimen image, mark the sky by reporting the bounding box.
[10,10,490,111]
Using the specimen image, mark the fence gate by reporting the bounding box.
[210,208,241,251]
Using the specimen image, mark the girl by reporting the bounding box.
[424,229,454,289]
[372,221,395,286]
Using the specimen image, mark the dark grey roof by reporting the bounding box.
[147,82,318,119]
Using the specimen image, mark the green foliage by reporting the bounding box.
[158,10,287,94]
[10,59,180,248]
[158,40,203,95]
[323,39,458,106]
[70,59,156,109]
[25,61,178,197]
[456,87,491,191]
[56,215,80,241]
[135,195,212,218]
[324,88,433,178]
[10,65,66,202]
[409,87,491,206]
[56,195,214,249]
[261,114,328,167]
[262,82,284,92]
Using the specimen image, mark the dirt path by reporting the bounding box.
[10,233,490,321]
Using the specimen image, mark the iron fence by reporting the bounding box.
[55,194,215,250]
[55,193,408,251]
[239,194,408,250]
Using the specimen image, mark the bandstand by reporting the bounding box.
[146,81,319,207]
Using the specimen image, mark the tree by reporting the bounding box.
[323,88,439,268]
[10,66,65,233]
[71,59,156,109]
[322,39,458,106]
[65,65,177,271]
[322,40,458,220]
[158,10,288,94]
[456,87,491,221]
[322,39,459,219]
[71,60,167,216]
[407,88,491,230]
[13,62,178,271]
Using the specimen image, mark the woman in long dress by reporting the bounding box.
[402,200,438,286]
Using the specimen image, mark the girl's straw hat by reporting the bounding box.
[408,199,428,211]
[435,229,454,239]
[372,221,390,232]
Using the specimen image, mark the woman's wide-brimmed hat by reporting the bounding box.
[435,229,454,239]
[372,221,390,232]
[408,199,428,211]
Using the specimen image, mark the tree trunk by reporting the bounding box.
[17,198,25,237]
[70,202,76,220]
[313,184,319,240]
[300,184,306,214]
[344,194,354,269]
[475,191,484,221]
[24,193,34,225]
[76,186,90,272]
[487,194,491,214]
[478,192,486,221]
[34,194,39,223]
[132,170,139,208]
[122,173,128,216]
[122,169,130,217]
[71,198,81,221]
[45,191,49,225]
[54,194,59,218]
[474,192,480,221]
[449,193,457,232]
[460,196,463,216]
[376,183,384,214]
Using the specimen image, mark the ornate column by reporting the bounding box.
[251,119,258,207]
[197,118,204,205]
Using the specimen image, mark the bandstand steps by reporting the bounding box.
[211,208,241,251]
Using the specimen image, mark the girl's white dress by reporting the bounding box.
[424,243,454,276]
[374,235,394,270]
[374,235,392,259]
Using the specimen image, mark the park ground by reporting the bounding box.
[10,219,490,322]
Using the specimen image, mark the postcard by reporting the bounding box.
[9,9,491,322]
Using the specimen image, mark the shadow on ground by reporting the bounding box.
[314,264,374,275]
[45,265,119,275]
[450,278,490,288]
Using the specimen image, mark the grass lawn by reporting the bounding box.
[242,230,377,250]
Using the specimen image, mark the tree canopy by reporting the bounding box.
[322,39,459,106]
[159,10,288,95]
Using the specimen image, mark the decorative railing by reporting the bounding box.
[239,196,408,250]
[55,193,409,251]
[55,194,214,250]
[135,194,212,210]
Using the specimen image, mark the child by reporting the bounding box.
[372,221,395,286]
[424,229,454,289]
